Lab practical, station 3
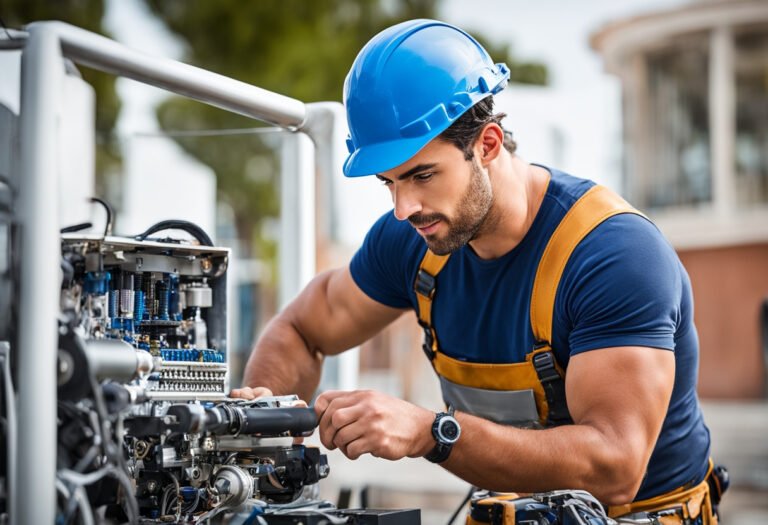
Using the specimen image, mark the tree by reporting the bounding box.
[3,0,121,195]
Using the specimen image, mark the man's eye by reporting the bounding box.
[414,172,433,182]
[377,177,393,186]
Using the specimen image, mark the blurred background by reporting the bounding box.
[2,0,766,523]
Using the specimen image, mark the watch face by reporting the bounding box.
[438,417,460,443]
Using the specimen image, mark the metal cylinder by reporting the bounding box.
[85,339,155,383]
[16,24,63,525]
[119,289,134,319]
[108,289,119,319]
[156,279,170,320]
[185,284,212,308]
[213,466,253,508]
[134,290,145,321]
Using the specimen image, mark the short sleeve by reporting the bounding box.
[557,214,683,355]
[349,211,424,309]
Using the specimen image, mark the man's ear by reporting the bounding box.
[474,123,504,167]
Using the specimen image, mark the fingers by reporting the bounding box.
[330,420,366,457]
[316,392,368,452]
[229,386,274,400]
[314,390,356,416]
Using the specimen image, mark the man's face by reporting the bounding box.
[376,139,493,255]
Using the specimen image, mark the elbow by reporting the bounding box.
[593,481,642,507]
[580,449,646,506]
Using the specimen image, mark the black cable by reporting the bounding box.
[0,17,15,41]
[89,197,113,237]
[61,222,93,234]
[134,219,214,247]
[446,485,476,525]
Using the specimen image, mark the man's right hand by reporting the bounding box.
[229,386,274,400]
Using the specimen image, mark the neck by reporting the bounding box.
[468,155,550,260]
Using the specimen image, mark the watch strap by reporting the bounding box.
[425,406,458,464]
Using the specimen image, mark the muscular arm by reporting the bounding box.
[441,346,675,504]
[238,266,405,400]
[316,345,674,505]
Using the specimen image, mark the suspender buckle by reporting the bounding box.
[532,348,573,426]
[418,320,436,361]
[414,269,437,299]
[532,350,560,383]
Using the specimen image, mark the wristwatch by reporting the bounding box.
[424,406,461,463]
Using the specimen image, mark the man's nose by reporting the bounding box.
[392,185,422,221]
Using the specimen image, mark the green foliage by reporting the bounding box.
[2,0,122,192]
[145,0,549,261]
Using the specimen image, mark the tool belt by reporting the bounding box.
[608,461,729,525]
[467,490,613,525]
[466,462,728,525]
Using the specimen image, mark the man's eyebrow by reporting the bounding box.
[377,163,438,182]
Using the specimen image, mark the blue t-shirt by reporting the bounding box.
[349,168,711,500]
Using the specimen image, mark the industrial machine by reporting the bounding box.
[54,224,332,523]
[0,20,417,525]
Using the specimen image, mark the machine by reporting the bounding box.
[0,20,417,525]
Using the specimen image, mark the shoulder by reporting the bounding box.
[558,212,685,354]
[572,213,679,281]
[541,167,596,213]
[349,210,427,309]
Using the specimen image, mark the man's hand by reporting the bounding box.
[314,390,435,461]
[229,386,274,400]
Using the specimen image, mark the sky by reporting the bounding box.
[100,0,693,247]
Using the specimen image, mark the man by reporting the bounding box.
[233,19,719,521]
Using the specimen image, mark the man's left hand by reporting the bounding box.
[314,390,435,460]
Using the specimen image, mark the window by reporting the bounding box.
[734,25,768,207]
[641,35,711,210]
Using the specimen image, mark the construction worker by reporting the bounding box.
[233,20,725,523]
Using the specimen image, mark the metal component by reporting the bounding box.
[119,288,134,318]
[84,339,156,382]
[213,466,254,509]
[10,18,349,522]
[135,440,150,460]
[191,307,208,349]
[108,289,119,318]
[57,349,75,386]
[135,349,154,379]
[300,103,360,392]
[16,24,62,525]
[27,21,307,128]
[156,279,170,320]
[279,132,315,309]
[184,282,212,308]
[0,28,28,50]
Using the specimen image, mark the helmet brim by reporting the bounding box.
[343,128,445,178]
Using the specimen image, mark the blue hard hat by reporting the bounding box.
[342,19,509,177]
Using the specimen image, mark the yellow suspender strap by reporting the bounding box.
[530,185,644,345]
[415,184,643,362]
[415,249,450,357]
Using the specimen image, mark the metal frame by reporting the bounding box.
[12,21,347,524]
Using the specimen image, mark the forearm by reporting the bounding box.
[241,314,324,401]
[442,412,647,505]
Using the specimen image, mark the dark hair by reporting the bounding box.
[438,96,517,160]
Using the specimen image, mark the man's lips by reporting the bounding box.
[415,220,441,235]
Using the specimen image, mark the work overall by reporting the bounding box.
[413,185,722,524]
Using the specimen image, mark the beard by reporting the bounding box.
[408,159,494,255]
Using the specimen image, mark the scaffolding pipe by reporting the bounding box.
[28,21,307,129]
[16,24,63,525]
